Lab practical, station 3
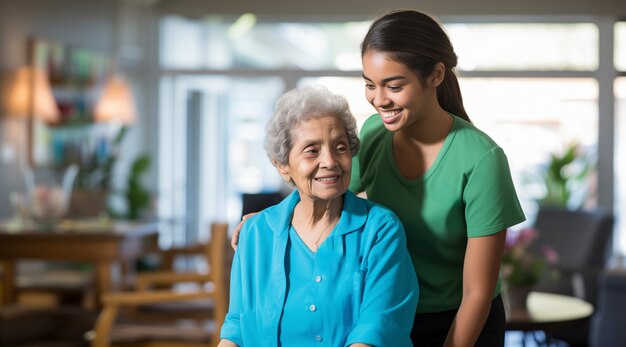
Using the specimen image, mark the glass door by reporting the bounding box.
[158,75,284,246]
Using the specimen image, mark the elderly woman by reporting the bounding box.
[218,86,418,347]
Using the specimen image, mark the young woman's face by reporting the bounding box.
[276,115,352,204]
[362,50,434,132]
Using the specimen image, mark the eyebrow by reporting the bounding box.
[297,132,349,148]
[362,74,408,84]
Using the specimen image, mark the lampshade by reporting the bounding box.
[7,66,60,123]
[94,74,137,124]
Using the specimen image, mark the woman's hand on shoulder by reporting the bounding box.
[217,339,238,347]
[230,212,258,250]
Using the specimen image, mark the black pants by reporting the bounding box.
[411,295,505,347]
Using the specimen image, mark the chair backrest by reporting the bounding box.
[531,206,614,269]
[90,222,231,347]
[241,192,283,218]
[205,222,229,330]
[590,271,626,346]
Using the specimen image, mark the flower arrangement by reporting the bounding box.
[501,227,558,287]
[29,185,69,224]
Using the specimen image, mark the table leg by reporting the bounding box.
[94,262,113,309]
[0,260,16,305]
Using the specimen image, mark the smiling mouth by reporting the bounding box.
[315,176,339,183]
[381,109,402,119]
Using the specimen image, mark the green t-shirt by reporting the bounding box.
[350,114,526,313]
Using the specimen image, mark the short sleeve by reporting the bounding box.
[464,147,526,237]
[349,153,364,193]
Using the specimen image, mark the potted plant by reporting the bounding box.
[501,227,558,310]
[109,153,153,220]
[69,127,129,218]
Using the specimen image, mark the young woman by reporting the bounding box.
[353,9,526,346]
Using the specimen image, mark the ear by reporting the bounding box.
[274,160,292,183]
[429,62,446,88]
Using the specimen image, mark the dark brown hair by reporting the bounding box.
[361,10,470,122]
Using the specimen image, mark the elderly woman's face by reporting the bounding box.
[276,115,352,203]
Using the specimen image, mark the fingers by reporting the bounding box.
[242,213,256,220]
[230,223,241,251]
[230,212,258,251]
[230,219,245,251]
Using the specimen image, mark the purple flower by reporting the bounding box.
[501,227,559,287]
[517,227,538,246]
[541,245,559,263]
[504,228,539,249]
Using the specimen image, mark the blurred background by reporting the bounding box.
[3,0,624,251]
[0,0,625,346]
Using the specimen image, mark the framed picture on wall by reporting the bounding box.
[28,37,111,168]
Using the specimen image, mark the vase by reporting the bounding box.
[505,285,532,312]
[24,164,79,229]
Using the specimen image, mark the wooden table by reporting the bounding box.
[506,291,594,345]
[0,220,159,308]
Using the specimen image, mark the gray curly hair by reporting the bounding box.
[265,85,360,167]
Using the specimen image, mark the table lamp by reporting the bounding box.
[87,73,137,193]
[7,66,60,123]
[5,65,59,170]
[94,73,136,125]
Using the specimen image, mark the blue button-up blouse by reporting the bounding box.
[220,190,418,347]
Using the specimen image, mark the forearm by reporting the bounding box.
[217,339,239,347]
[444,231,506,347]
[444,293,492,347]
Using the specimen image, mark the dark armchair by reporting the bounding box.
[530,206,614,306]
[529,206,614,347]
[590,270,626,346]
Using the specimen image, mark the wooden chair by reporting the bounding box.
[90,222,230,347]
[0,304,98,347]
[15,264,94,307]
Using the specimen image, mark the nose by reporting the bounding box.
[371,88,391,108]
[319,148,338,169]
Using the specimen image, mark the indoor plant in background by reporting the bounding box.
[537,142,594,210]
[501,227,559,311]
[70,126,129,218]
[72,126,153,221]
[108,152,153,220]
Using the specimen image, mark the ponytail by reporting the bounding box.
[438,68,470,122]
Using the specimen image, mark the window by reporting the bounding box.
[615,22,626,70]
[447,23,598,71]
[615,78,626,253]
[158,74,284,245]
[461,78,598,215]
[160,15,369,70]
[158,15,622,255]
